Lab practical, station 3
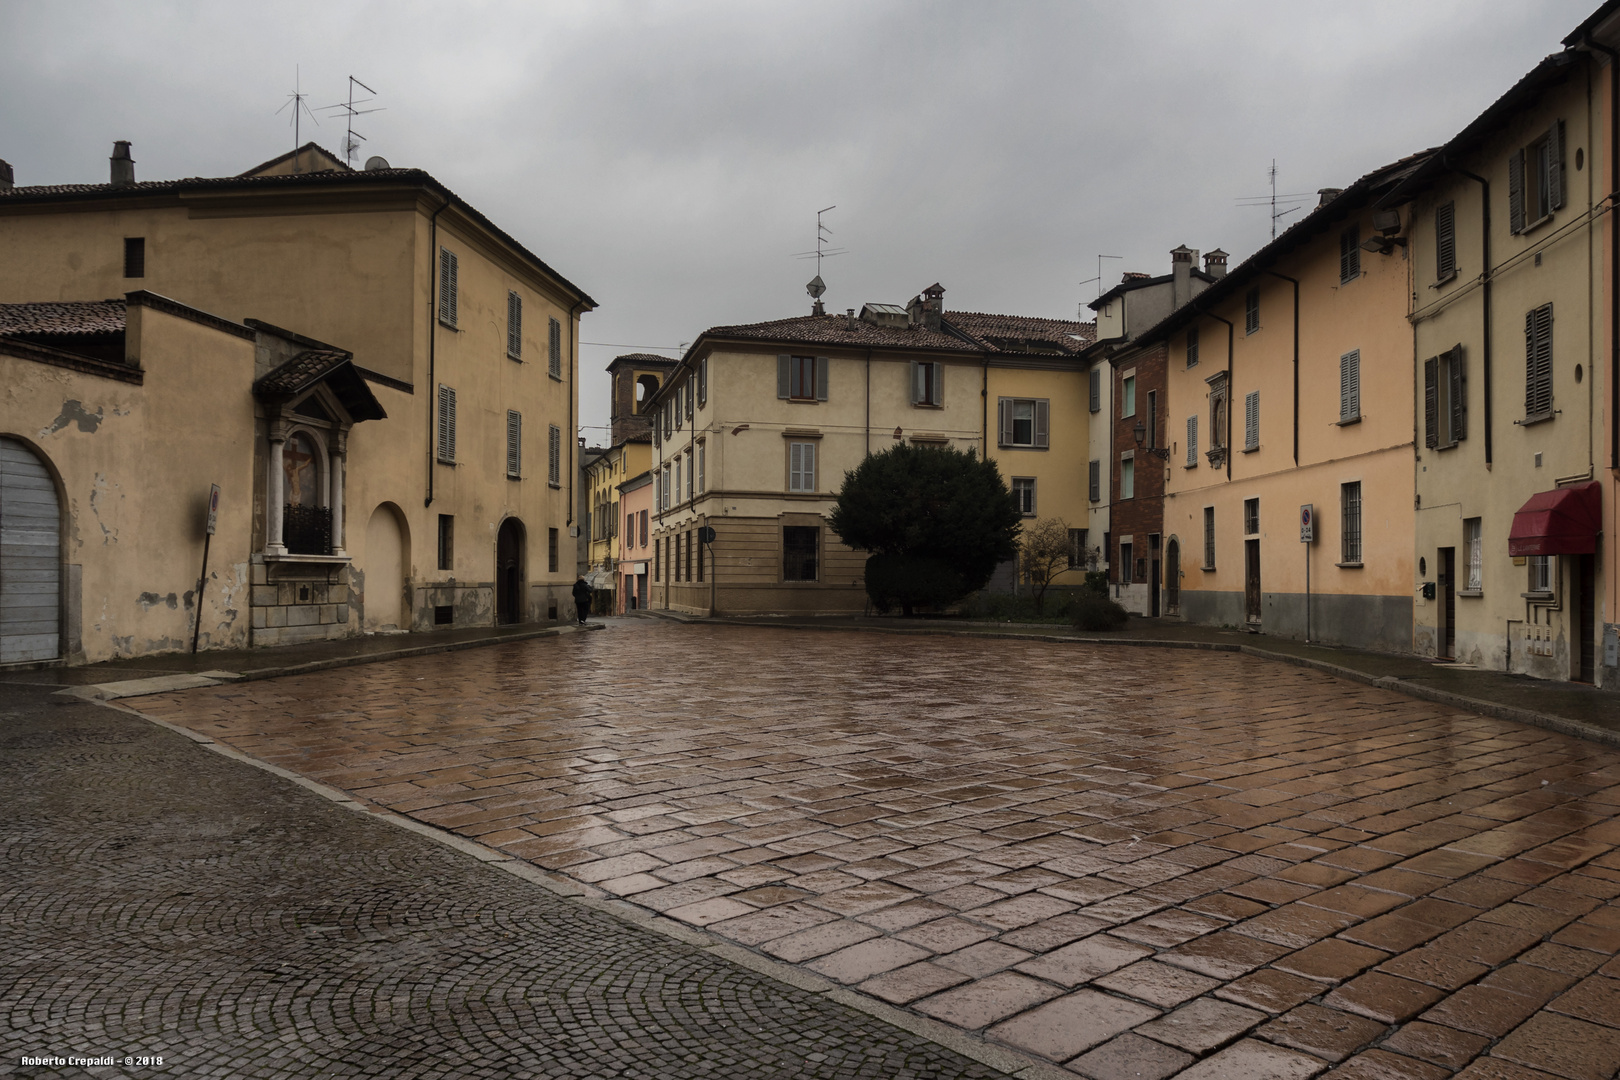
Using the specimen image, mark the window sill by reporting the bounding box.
[1521,590,1555,601]
[548,371,563,382]
[1245,326,1260,337]
[1516,412,1555,427]
[507,354,523,363]
[1520,213,1554,236]
[548,481,561,490]
[1335,416,1362,427]
[1340,272,1360,286]
[1183,462,1198,470]
[436,458,457,467]
[1201,564,1216,572]
[263,552,351,565]
[786,397,820,404]
[438,319,459,332]
[1241,445,1259,454]
[1433,270,1458,288]
[1430,440,1460,452]
[1336,561,1364,569]
[507,474,522,482]
[1458,589,1484,598]
[913,402,944,410]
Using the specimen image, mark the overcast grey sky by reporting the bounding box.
[0,0,1598,441]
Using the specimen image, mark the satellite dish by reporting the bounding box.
[364,156,391,172]
[806,275,826,299]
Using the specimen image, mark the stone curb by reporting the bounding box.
[53,623,602,702]
[107,696,1046,1080]
[671,615,1620,751]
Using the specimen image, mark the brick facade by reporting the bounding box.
[1110,343,1168,615]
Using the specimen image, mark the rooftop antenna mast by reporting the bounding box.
[1237,160,1311,240]
[790,205,847,313]
[1076,254,1122,316]
[324,76,385,168]
[275,66,321,173]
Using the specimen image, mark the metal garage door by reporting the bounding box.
[0,438,60,663]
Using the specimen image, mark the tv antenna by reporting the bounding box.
[275,66,321,173]
[1077,254,1123,314]
[1237,160,1312,240]
[790,204,848,278]
[324,76,384,168]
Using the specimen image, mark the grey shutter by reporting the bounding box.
[789,442,801,490]
[0,438,61,662]
[1340,227,1359,283]
[1186,415,1197,465]
[815,356,829,401]
[506,410,522,477]
[1088,368,1100,412]
[1340,350,1360,421]
[933,362,944,405]
[437,385,457,462]
[1449,345,1467,441]
[998,398,1011,447]
[1034,400,1049,448]
[697,358,707,406]
[1436,202,1456,280]
[1525,304,1554,416]
[910,361,921,404]
[438,248,458,326]
[548,319,562,377]
[1244,391,1259,450]
[507,292,522,358]
[777,355,790,399]
[549,425,561,485]
[1509,149,1526,234]
[1423,356,1439,448]
[806,442,816,489]
[1088,460,1100,502]
[685,377,693,420]
[1549,120,1566,211]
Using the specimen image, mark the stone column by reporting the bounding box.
[266,432,287,556]
[329,431,347,557]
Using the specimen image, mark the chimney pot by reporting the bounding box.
[1203,248,1229,279]
[846,308,856,331]
[0,159,12,191]
[1317,187,1343,208]
[1170,245,1197,309]
[110,141,135,187]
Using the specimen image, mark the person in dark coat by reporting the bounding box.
[571,578,592,624]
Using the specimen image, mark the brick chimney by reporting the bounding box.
[0,160,12,192]
[1203,249,1228,279]
[110,141,135,187]
[907,283,945,331]
[1170,245,1197,308]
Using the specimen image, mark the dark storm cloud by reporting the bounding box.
[0,0,1597,438]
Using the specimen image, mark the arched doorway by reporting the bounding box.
[0,437,62,663]
[1165,537,1181,616]
[364,503,409,632]
[496,518,525,625]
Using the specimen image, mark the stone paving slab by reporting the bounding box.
[0,685,1010,1079]
[134,622,1620,1079]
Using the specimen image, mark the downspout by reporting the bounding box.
[1207,311,1235,480]
[981,356,989,460]
[865,348,872,457]
[1587,38,1620,471]
[425,196,450,507]
[567,300,585,528]
[1264,270,1301,465]
[1447,155,1493,467]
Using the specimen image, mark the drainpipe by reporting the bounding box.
[567,300,584,529]
[1587,38,1620,471]
[981,356,989,459]
[1446,156,1493,467]
[424,196,450,507]
[1263,270,1301,465]
[1207,311,1235,480]
[865,348,873,457]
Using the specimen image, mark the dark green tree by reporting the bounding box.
[828,443,1021,615]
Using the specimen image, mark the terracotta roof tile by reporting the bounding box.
[945,310,1096,356]
[0,299,126,336]
[253,350,351,396]
[703,312,973,352]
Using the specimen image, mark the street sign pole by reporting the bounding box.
[191,484,220,654]
[1299,504,1314,644]
[699,525,717,616]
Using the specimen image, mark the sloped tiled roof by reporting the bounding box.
[254,349,387,422]
[702,312,975,352]
[608,352,680,367]
[945,311,1095,357]
[0,299,126,336]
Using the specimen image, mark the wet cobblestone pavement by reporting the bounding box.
[136,622,1620,1079]
[0,686,1007,1079]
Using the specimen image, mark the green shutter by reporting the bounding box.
[1509,149,1526,234]
[1424,356,1439,448]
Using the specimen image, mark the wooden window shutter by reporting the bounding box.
[507,292,522,358]
[815,356,829,401]
[548,318,561,377]
[685,377,693,420]
[910,361,921,404]
[1423,356,1439,448]
[805,442,816,488]
[1448,345,1467,441]
[1186,415,1197,465]
[1549,120,1566,211]
[548,424,562,485]
[1244,391,1259,450]
[1340,226,1359,283]
[1340,350,1360,421]
[506,410,522,477]
[998,398,1011,447]
[1088,368,1100,412]
[1034,400,1049,448]
[438,248,458,326]
[1187,326,1199,366]
[697,358,707,406]
[1089,460,1100,502]
[933,362,944,405]
[776,355,790,399]
[1525,304,1554,416]
[789,442,801,489]
[1508,149,1526,234]
[1436,202,1456,280]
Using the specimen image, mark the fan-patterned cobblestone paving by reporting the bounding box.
[140,622,1620,1080]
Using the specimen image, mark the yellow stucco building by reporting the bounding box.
[581,354,674,604]
[0,142,594,662]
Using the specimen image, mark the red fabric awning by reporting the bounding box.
[1507,481,1602,556]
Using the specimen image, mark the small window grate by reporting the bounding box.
[123,237,145,279]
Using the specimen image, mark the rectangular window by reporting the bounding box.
[912,361,945,407]
[548,528,559,573]
[123,237,145,279]
[675,386,684,430]
[1209,374,1228,454]
[1244,498,1259,536]
[507,292,523,360]
[1244,390,1259,451]
[548,318,562,378]
[1436,202,1457,282]
[626,513,634,545]
[1012,477,1036,516]
[654,538,661,581]
[1340,225,1360,284]
[1528,555,1553,594]
[639,510,648,547]
[1088,367,1100,412]
[1146,390,1157,450]
[506,410,522,478]
[1121,375,1136,418]
[779,355,827,401]
[1245,288,1260,334]
[1068,528,1087,569]
[1203,507,1216,569]
[1088,459,1101,502]
[685,377,694,420]
[685,529,693,581]
[437,515,454,571]
[1424,345,1468,447]
[788,441,817,492]
[1341,481,1363,565]
[696,443,706,494]
[1525,304,1553,419]
[1510,121,1565,232]
[783,526,819,581]
[548,424,561,487]
[696,528,704,582]
[1186,415,1198,467]
[997,398,1049,448]
[436,384,457,463]
[684,449,693,501]
[438,247,458,328]
[673,458,682,504]
[1339,350,1361,423]
[1464,518,1482,591]
[1119,541,1133,584]
[1186,326,1199,368]
[1119,456,1135,500]
[697,357,708,406]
